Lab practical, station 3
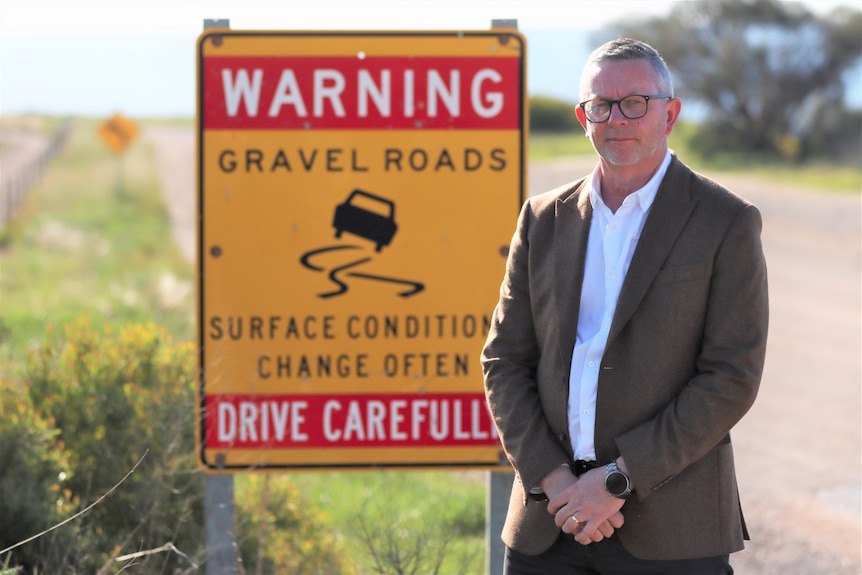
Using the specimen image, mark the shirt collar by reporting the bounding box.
[588,149,672,213]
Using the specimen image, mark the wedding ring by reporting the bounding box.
[570,515,580,524]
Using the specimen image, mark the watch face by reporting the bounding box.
[606,471,629,495]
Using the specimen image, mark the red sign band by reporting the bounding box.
[202,56,521,130]
[205,392,499,448]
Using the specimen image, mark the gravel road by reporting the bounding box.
[149,127,860,574]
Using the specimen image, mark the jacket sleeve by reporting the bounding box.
[481,199,572,495]
[614,202,769,497]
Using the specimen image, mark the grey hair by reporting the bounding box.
[580,38,674,99]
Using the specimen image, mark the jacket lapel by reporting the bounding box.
[607,157,699,345]
[555,181,592,378]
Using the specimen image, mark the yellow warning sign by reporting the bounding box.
[97,113,138,154]
[196,29,526,471]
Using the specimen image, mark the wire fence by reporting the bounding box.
[0,120,71,227]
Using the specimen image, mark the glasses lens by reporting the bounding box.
[619,96,648,119]
[584,100,611,122]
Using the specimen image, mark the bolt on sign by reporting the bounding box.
[196,28,526,471]
[97,113,139,154]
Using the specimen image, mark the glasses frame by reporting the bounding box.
[578,94,672,123]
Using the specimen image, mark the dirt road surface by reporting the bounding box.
[144,127,860,574]
[146,127,197,263]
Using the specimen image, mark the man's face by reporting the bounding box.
[576,59,679,169]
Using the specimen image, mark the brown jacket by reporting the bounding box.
[481,155,769,560]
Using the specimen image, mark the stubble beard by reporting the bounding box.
[590,130,665,167]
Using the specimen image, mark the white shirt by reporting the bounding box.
[568,150,672,460]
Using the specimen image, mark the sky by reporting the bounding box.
[1,0,859,118]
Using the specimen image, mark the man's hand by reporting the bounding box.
[539,464,578,498]
[547,467,625,544]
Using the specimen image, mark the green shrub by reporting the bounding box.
[0,380,77,572]
[235,474,350,574]
[289,471,485,574]
[345,475,484,575]
[3,318,350,573]
[11,317,204,573]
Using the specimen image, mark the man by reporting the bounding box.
[481,38,768,574]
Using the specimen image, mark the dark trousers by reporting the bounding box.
[504,532,733,575]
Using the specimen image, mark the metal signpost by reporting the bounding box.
[97,112,139,195]
[197,20,525,572]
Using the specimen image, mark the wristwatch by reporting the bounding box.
[604,460,632,499]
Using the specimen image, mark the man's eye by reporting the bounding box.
[621,98,646,111]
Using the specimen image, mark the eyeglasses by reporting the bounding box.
[578,94,672,123]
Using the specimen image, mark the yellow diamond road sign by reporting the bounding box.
[196,29,526,471]
[97,113,138,154]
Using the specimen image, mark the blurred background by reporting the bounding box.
[1,1,860,574]
[2,0,861,118]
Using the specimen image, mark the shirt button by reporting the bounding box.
[588,361,595,368]
[608,273,615,280]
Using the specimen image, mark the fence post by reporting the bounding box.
[0,119,70,227]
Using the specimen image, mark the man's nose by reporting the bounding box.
[607,101,629,123]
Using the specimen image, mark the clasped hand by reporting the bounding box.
[547,467,625,545]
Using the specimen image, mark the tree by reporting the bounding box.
[600,0,862,161]
[529,96,581,133]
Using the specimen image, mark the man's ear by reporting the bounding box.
[575,105,589,132]
[665,97,682,135]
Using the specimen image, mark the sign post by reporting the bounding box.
[96,113,138,196]
[201,20,237,575]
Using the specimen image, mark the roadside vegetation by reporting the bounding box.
[528,119,861,193]
[0,117,488,574]
[528,107,861,192]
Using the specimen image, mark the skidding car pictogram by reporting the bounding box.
[332,189,398,252]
